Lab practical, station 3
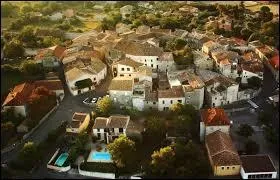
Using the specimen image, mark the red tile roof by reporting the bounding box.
[200,108,230,126]
[269,54,279,70]
[2,83,35,106]
[51,45,66,59]
[33,80,64,91]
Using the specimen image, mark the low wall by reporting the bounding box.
[78,165,115,179]
[47,164,71,172]
[23,104,59,140]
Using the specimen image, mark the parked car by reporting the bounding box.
[83,97,98,106]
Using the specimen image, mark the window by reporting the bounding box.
[151,59,153,62]
[129,74,131,76]
[97,128,100,132]
[178,100,182,103]
[215,97,217,100]
[157,65,159,69]
[151,64,153,68]
[145,64,147,66]
[119,128,123,133]
[120,74,124,77]
[127,68,130,71]
[147,102,149,104]
[153,102,156,105]
[227,167,229,170]
[145,59,147,62]
[221,167,224,170]
[94,78,96,81]
[157,58,159,60]
[170,100,173,104]
[121,68,124,71]
[162,100,165,104]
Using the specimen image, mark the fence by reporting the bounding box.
[78,165,115,179]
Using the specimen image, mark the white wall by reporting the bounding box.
[126,54,159,70]
[200,121,205,142]
[240,167,277,179]
[115,64,136,77]
[132,97,145,111]
[3,105,27,117]
[93,128,105,141]
[184,87,204,109]
[109,90,133,106]
[241,70,263,84]
[158,97,185,111]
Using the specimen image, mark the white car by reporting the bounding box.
[83,97,98,106]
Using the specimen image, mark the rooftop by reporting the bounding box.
[114,58,144,68]
[33,80,63,91]
[93,115,130,129]
[158,86,184,98]
[240,155,276,173]
[200,108,230,126]
[114,40,163,56]
[108,77,133,91]
[206,130,240,166]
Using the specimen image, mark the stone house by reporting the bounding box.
[108,77,134,106]
[92,115,130,143]
[158,86,185,111]
[193,50,213,70]
[66,112,90,134]
[199,108,230,141]
[204,75,239,107]
[205,130,241,176]
[167,70,205,109]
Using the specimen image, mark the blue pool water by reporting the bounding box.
[91,152,112,162]
[54,153,69,167]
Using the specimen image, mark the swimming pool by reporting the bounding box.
[54,153,69,167]
[91,152,112,162]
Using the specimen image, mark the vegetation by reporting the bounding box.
[107,134,136,168]
[96,96,113,116]
[148,140,210,177]
[80,162,116,173]
[68,132,90,164]
[3,39,25,59]
[244,139,259,155]
[237,124,255,138]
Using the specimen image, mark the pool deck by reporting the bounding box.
[87,143,113,163]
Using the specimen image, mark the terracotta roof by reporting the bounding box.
[205,76,237,87]
[33,80,63,91]
[114,40,163,56]
[72,112,88,121]
[93,117,108,129]
[116,58,143,68]
[108,78,133,91]
[108,115,130,128]
[158,86,184,98]
[240,155,276,173]
[241,61,263,73]
[137,66,153,76]
[241,52,261,63]
[93,115,130,129]
[200,108,230,126]
[159,52,174,61]
[203,40,220,49]
[256,45,275,56]
[49,45,66,59]
[145,90,158,101]
[269,54,279,70]
[2,83,35,106]
[205,130,240,166]
[65,67,89,82]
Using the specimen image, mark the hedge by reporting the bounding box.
[80,162,116,173]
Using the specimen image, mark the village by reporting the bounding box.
[1,1,279,179]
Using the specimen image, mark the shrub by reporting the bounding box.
[80,162,116,173]
[92,135,98,143]
[1,64,21,74]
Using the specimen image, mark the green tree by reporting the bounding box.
[107,134,136,168]
[1,121,15,147]
[96,96,113,116]
[1,2,18,17]
[244,139,259,155]
[18,142,40,169]
[170,103,184,114]
[260,6,270,13]
[144,116,166,141]
[150,146,175,176]
[3,39,25,59]
[20,5,34,14]
[21,60,43,76]
[237,124,255,138]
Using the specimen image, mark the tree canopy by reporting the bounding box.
[107,134,136,168]
[3,39,25,59]
[237,124,255,138]
[96,96,113,116]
